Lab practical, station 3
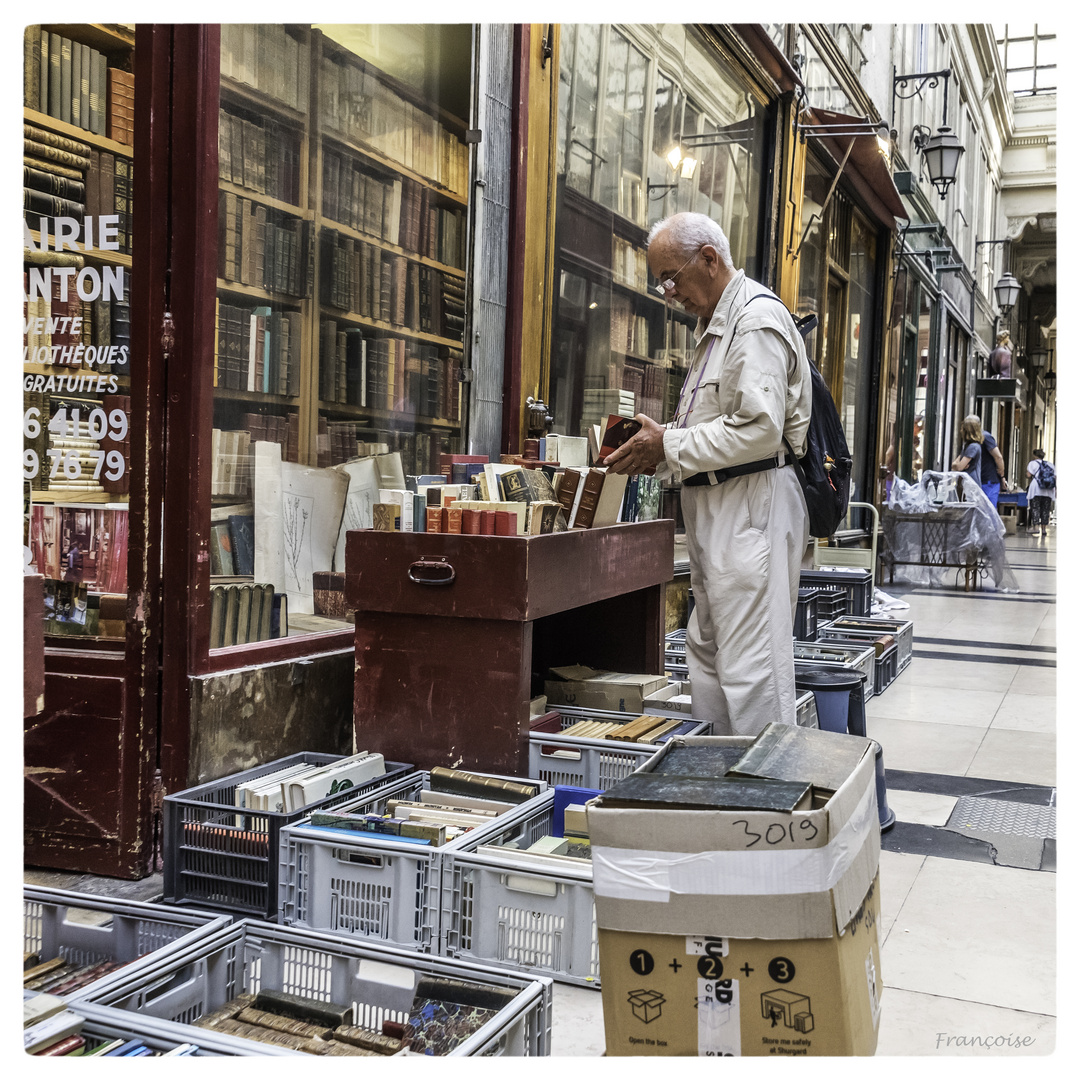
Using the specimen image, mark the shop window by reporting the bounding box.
[210,24,473,648]
[549,23,768,478]
[23,24,137,643]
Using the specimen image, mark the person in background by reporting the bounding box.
[602,211,811,737]
[1026,448,1056,537]
[951,416,983,487]
[63,539,83,582]
[965,414,1007,507]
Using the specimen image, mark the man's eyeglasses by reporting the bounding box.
[653,247,702,297]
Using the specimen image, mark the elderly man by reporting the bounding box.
[603,212,811,736]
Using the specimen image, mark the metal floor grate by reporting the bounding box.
[949,796,1056,840]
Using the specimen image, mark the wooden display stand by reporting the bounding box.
[345,520,675,775]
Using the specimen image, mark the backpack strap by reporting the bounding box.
[744,292,818,340]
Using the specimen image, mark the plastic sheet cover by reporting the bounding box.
[883,471,1019,592]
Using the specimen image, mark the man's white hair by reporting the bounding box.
[647,212,734,270]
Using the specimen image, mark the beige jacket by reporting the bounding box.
[659,270,812,483]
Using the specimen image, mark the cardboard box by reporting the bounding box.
[545,665,669,714]
[643,680,694,718]
[587,734,882,1056]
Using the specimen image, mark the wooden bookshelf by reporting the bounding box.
[24,107,133,158]
[214,26,471,480]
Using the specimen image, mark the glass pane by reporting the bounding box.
[548,20,768,519]
[566,24,601,197]
[796,155,830,366]
[844,213,877,504]
[1007,39,1035,69]
[23,23,137,640]
[1007,67,1034,94]
[1035,34,1056,67]
[212,25,471,645]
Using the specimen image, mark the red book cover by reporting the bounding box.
[461,509,482,534]
[494,511,514,536]
[425,507,443,533]
[438,453,487,479]
[445,507,463,533]
[480,510,496,535]
[599,413,642,460]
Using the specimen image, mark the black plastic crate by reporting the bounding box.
[799,569,873,617]
[812,585,848,622]
[163,752,413,920]
[794,587,819,640]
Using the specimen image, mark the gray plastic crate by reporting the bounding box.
[440,790,598,989]
[794,640,877,701]
[278,770,547,951]
[817,615,914,671]
[23,887,229,1003]
[796,688,819,728]
[816,634,901,696]
[80,920,553,1057]
[62,1001,297,1056]
[163,751,412,919]
[529,707,706,789]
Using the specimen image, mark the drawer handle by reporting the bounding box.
[408,557,456,586]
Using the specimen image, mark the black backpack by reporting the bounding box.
[745,294,852,538]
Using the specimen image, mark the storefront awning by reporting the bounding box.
[803,107,907,229]
[733,25,803,93]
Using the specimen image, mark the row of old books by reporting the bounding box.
[372,461,629,535]
[622,358,667,422]
[362,428,451,480]
[319,420,366,468]
[192,977,513,1056]
[23,27,134,145]
[209,581,285,648]
[324,156,466,268]
[236,752,386,815]
[552,465,630,530]
[211,428,254,498]
[23,395,132,497]
[218,106,302,206]
[210,417,372,501]
[214,300,302,396]
[218,190,312,298]
[220,24,308,113]
[296,766,540,850]
[476,785,593,870]
[609,295,651,359]
[24,127,134,255]
[318,229,465,340]
[317,320,462,420]
[210,511,254,575]
[612,234,649,292]
[317,51,469,195]
[24,278,131,375]
[24,992,94,1056]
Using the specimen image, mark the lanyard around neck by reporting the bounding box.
[672,335,718,429]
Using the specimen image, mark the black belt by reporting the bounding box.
[683,451,795,487]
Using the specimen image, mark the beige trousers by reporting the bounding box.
[681,464,809,737]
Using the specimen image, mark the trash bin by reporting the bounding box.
[794,666,867,737]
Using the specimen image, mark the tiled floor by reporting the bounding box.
[24,529,1057,1059]
[550,526,1057,1056]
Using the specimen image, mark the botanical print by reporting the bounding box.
[282,491,314,597]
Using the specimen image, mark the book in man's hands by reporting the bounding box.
[599,413,655,474]
[599,413,641,459]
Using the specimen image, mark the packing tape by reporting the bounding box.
[591,780,877,903]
